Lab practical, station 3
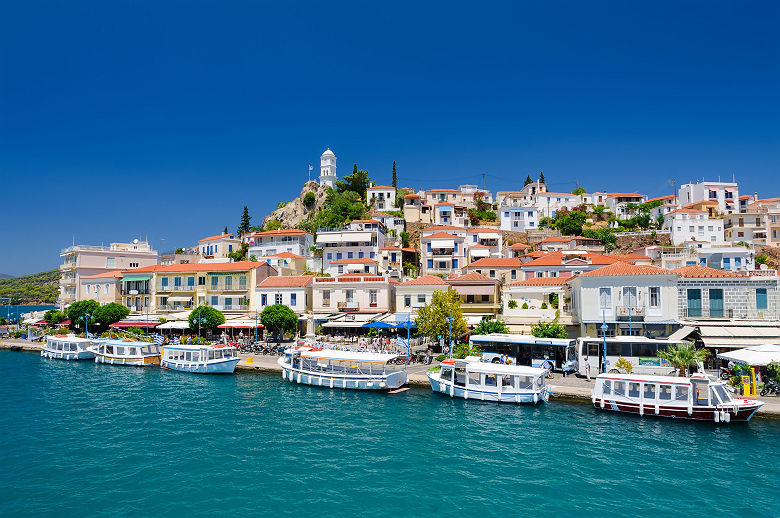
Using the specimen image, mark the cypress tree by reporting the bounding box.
[223,225,228,234]
[540,171,546,184]
[238,206,251,236]
[524,175,533,186]
[392,160,397,188]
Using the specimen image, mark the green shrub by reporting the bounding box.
[522,302,529,309]
[541,302,548,309]
[303,192,316,207]
[435,354,446,362]
[508,299,518,309]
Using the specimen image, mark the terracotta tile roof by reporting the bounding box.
[425,188,460,193]
[667,208,707,215]
[671,265,745,278]
[579,262,672,277]
[129,261,263,273]
[540,236,572,243]
[646,195,676,203]
[468,244,490,249]
[606,192,644,198]
[198,233,236,242]
[436,202,455,207]
[522,251,620,267]
[257,275,315,287]
[352,219,381,224]
[245,229,309,237]
[754,197,780,203]
[422,225,465,232]
[467,258,524,268]
[526,250,551,258]
[81,270,124,279]
[422,232,461,240]
[739,195,752,200]
[330,258,378,264]
[467,228,502,233]
[400,275,448,286]
[368,185,395,190]
[510,277,572,286]
[508,243,530,249]
[447,272,496,283]
[267,252,307,259]
[404,193,421,199]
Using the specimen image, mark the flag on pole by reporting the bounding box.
[153,333,165,345]
[397,337,410,355]
[173,336,181,345]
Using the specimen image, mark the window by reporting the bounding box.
[511,270,517,280]
[417,294,426,304]
[452,259,458,269]
[722,258,730,269]
[643,384,656,400]
[161,277,169,287]
[187,276,195,287]
[211,296,218,305]
[337,266,344,274]
[649,287,660,308]
[86,284,91,294]
[290,293,297,306]
[659,385,672,400]
[323,290,330,306]
[346,290,354,303]
[261,294,267,306]
[106,257,116,268]
[674,385,689,402]
[735,257,742,267]
[275,294,283,304]
[348,252,353,259]
[211,276,218,288]
[224,276,232,289]
[756,289,768,310]
[599,288,611,308]
[104,283,109,294]
[198,276,206,286]
[404,295,411,308]
[369,290,378,304]
[427,259,433,269]
[687,289,702,317]
[622,287,637,307]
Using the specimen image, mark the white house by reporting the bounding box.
[394,275,449,316]
[317,219,386,275]
[420,226,468,276]
[499,206,538,231]
[367,185,397,210]
[535,192,581,218]
[678,180,739,215]
[662,208,725,246]
[245,229,314,259]
[605,193,647,218]
[255,275,314,315]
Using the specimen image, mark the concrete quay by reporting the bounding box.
[3,339,778,418]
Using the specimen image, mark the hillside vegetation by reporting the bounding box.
[0,269,60,304]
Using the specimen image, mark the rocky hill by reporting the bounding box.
[0,269,60,304]
[262,181,330,229]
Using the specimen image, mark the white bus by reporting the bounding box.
[576,336,681,377]
[469,334,577,373]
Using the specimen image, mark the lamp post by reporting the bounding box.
[255,310,259,344]
[193,307,206,343]
[446,305,453,358]
[145,304,149,336]
[601,309,608,374]
[82,311,92,339]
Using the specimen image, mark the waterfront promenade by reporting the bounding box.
[3,338,778,417]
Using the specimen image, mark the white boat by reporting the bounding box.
[161,344,240,374]
[591,372,764,423]
[41,335,96,360]
[278,347,407,390]
[427,357,551,404]
[93,339,161,366]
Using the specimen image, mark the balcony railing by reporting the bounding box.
[431,250,454,256]
[212,304,248,311]
[337,301,359,311]
[156,284,200,292]
[158,304,194,311]
[682,308,734,319]
[59,263,76,271]
[121,289,151,295]
[616,306,645,319]
[208,283,248,291]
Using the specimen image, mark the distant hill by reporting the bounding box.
[0,269,60,304]
[0,273,13,279]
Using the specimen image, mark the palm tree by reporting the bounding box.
[658,343,709,377]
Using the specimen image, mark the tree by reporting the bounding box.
[572,186,586,196]
[260,304,298,343]
[228,242,249,262]
[335,165,371,199]
[472,317,509,335]
[392,160,397,188]
[539,171,546,184]
[43,309,67,324]
[395,188,412,212]
[583,227,617,251]
[400,230,410,248]
[415,289,468,346]
[756,254,768,265]
[93,302,130,327]
[553,210,587,236]
[238,206,252,236]
[66,300,100,330]
[524,175,533,186]
[658,343,709,377]
[303,192,316,207]
[531,321,567,339]
[223,225,228,234]
[264,219,282,231]
[188,306,225,332]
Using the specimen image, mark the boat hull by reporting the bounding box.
[592,397,763,422]
[94,354,161,367]
[278,358,406,390]
[41,349,95,361]
[161,357,240,374]
[427,373,549,404]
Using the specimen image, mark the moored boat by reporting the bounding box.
[591,372,763,423]
[427,357,551,404]
[93,339,161,366]
[278,347,407,390]
[41,335,96,360]
[161,344,240,374]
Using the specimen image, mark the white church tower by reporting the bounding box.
[319,148,337,187]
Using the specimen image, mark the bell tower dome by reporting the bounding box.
[319,148,337,188]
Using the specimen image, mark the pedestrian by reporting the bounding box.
[585,356,591,381]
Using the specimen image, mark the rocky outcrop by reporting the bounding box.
[262,181,330,229]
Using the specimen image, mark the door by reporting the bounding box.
[709,289,724,318]
[687,289,702,317]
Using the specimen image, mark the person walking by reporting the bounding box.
[585,356,591,381]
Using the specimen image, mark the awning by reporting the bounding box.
[717,344,780,366]
[701,337,780,349]
[217,319,263,329]
[167,296,193,303]
[322,321,368,328]
[110,321,160,328]
[431,239,455,248]
[667,325,695,342]
[316,233,343,244]
[122,275,151,282]
[466,315,488,325]
[469,248,490,257]
[453,285,495,296]
[157,320,190,330]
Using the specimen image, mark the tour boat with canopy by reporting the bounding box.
[41,335,96,360]
[278,347,407,390]
[427,357,551,404]
[591,372,764,423]
[92,339,161,366]
[161,343,240,374]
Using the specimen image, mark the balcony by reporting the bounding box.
[121,289,151,295]
[208,282,248,291]
[156,284,202,292]
[616,306,645,320]
[60,262,76,271]
[682,308,734,319]
[337,301,359,311]
[431,250,454,256]
[158,304,194,311]
[212,304,248,311]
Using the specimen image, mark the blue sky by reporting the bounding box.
[1,1,778,275]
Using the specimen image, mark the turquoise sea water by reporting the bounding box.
[1,350,778,518]
[1,304,56,322]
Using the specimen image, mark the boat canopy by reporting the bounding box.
[463,361,547,377]
[47,335,93,343]
[596,373,696,385]
[299,349,398,364]
[104,339,153,347]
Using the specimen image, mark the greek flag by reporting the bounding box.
[397,337,410,354]
[173,336,181,345]
[153,334,165,345]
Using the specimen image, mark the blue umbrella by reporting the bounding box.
[362,321,394,328]
[394,321,417,329]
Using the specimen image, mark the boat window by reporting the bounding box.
[57,342,64,350]
[502,375,514,389]
[643,384,656,400]
[454,368,466,386]
[116,347,125,355]
[440,367,453,381]
[467,372,481,386]
[185,352,191,361]
[613,381,625,397]
[712,385,732,403]
[674,385,689,402]
[694,384,709,406]
[483,374,497,387]
[709,387,722,405]
[659,385,672,400]
[628,382,640,398]
[518,376,533,390]
[602,380,611,395]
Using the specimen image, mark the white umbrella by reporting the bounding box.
[717,344,780,366]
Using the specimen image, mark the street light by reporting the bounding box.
[82,311,93,338]
[446,305,453,358]
[601,309,608,374]
[255,310,259,344]
[193,307,206,343]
